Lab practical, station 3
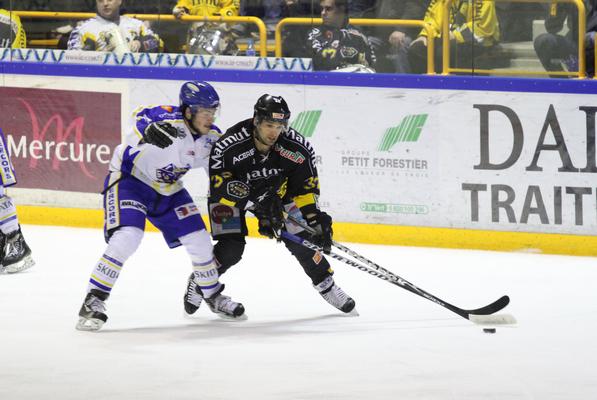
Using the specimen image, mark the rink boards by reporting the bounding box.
[1,58,597,256]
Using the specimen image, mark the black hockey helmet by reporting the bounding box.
[253,94,291,127]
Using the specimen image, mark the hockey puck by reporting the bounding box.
[483,328,496,334]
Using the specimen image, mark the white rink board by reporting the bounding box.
[131,80,597,235]
[4,73,597,236]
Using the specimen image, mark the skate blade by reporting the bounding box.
[5,257,35,274]
[344,308,359,317]
[76,317,105,331]
[215,312,248,322]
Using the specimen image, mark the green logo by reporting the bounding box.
[360,202,429,215]
[290,110,322,138]
[378,114,428,151]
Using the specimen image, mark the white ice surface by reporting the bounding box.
[1,225,596,400]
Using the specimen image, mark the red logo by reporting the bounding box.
[211,204,234,224]
[0,87,121,192]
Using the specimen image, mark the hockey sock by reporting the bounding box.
[0,195,19,234]
[179,230,221,298]
[87,226,143,295]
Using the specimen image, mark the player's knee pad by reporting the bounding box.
[178,229,214,263]
[105,226,144,261]
[213,236,245,273]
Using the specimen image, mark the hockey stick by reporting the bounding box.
[280,228,515,325]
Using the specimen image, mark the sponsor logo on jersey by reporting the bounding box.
[232,148,255,164]
[175,203,200,219]
[246,167,281,181]
[210,204,234,224]
[119,200,147,214]
[275,144,305,164]
[211,129,251,170]
[160,106,174,112]
[227,181,250,198]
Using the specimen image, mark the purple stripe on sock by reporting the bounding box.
[0,215,17,225]
[102,254,123,267]
[199,282,219,290]
[193,258,214,267]
[90,279,112,292]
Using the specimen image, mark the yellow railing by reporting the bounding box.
[275,17,436,74]
[441,0,587,78]
[13,11,269,57]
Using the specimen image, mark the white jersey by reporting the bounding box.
[110,105,221,195]
[67,15,157,52]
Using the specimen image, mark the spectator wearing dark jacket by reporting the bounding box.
[533,0,597,77]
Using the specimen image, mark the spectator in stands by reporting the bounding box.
[276,0,316,57]
[172,0,240,55]
[359,0,429,74]
[172,0,240,18]
[496,3,543,43]
[307,0,375,71]
[533,1,596,78]
[67,0,162,53]
[0,8,27,48]
[408,0,501,74]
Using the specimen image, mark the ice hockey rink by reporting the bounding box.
[1,224,596,400]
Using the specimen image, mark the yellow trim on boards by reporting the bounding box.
[16,205,597,257]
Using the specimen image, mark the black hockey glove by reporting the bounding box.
[143,121,178,149]
[306,211,333,254]
[253,195,284,240]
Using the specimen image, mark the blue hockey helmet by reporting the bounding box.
[179,81,220,117]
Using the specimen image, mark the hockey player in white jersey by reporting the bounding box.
[67,0,162,53]
[0,128,34,274]
[76,81,245,331]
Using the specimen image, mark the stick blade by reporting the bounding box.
[465,295,510,315]
[469,313,517,325]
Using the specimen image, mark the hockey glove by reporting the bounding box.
[253,195,284,240]
[143,121,178,148]
[306,211,333,254]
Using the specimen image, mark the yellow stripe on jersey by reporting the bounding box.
[293,193,316,209]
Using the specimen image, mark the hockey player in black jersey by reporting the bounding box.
[189,94,356,315]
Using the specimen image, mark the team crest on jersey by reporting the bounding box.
[340,46,358,58]
[227,181,250,199]
[156,163,190,184]
[175,203,200,219]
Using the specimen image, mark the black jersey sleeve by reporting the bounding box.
[282,130,321,216]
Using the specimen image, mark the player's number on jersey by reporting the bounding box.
[211,175,224,188]
[304,177,319,190]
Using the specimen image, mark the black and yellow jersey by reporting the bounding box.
[419,0,500,47]
[0,9,26,48]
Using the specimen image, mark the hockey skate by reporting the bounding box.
[183,273,203,315]
[76,289,109,331]
[205,285,246,320]
[315,276,357,314]
[1,229,35,274]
